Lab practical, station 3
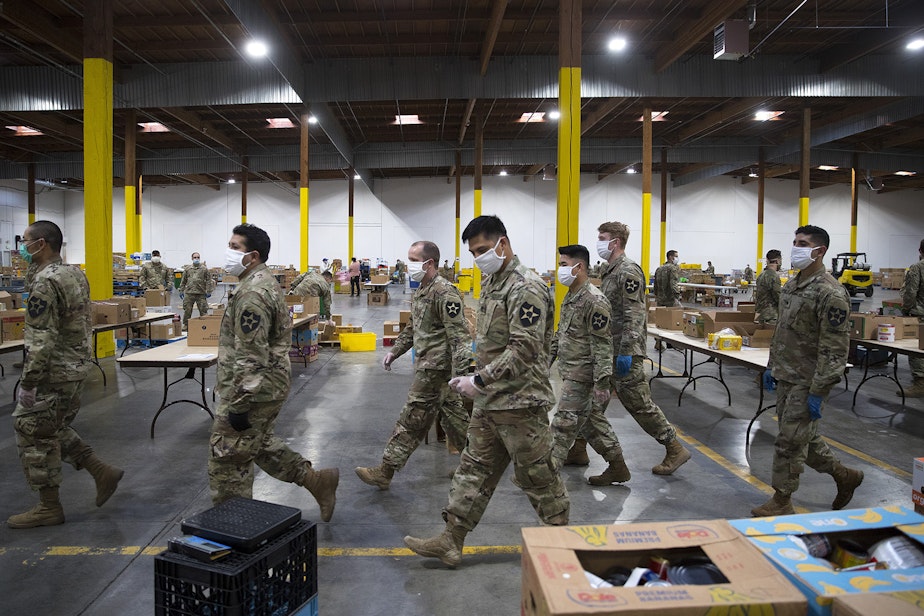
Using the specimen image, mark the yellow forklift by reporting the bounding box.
[831,252,874,297]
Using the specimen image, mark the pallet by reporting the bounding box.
[318,339,340,347]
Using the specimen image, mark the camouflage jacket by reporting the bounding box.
[901,258,924,318]
[769,267,850,396]
[475,255,554,410]
[217,263,292,410]
[289,270,332,318]
[140,261,172,291]
[21,258,93,391]
[601,254,648,358]
[392,274,470,375]
[704,265,715,276]
[755,267,781,323]
[744,266,754,281]
[653,261,680,306]
[551,280,613,386]
[180,263,213,295]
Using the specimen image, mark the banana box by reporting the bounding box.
[832,590,924,616]
[521,519,806,615]
[730,506,924,616]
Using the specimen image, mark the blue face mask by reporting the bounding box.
[19,239,40,264]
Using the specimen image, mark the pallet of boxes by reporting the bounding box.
[286,295,320,364]
[318,315,370,351]
[368,274,390,306]
[880,268,907,290]
[0,291,26,344]
[382,310,411,347]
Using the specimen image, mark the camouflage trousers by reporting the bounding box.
[611,356,676,444]
[771,381,840,496]
[208,398,309,504]
[182,293,209,327]
[444,404,569,531]
[382,368,470,470]
[14,379,93,490]
[550,379,623,469]
[655,297,680,307]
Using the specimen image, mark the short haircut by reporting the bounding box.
[232,223,271,263]
[598,221,630,247]
[558,244,590,268]
[152,250,161,256]
[766,249,782,261]
[919,238,924,253]
[191,252,200,258]
[322,270,333,279]
[412,240,440,263]
[795,225,830,248]
[666,250,678,260]
[462,215,507,244]
[28,220,63,252]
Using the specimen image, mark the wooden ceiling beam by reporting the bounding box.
[818,3,924,72]
[654,0,748,73]
[582,99,629,136]
[880,126,924,149]
[175,174,221,190]
[0,0,84,63]
[741,164,799,184]
[675,98,766,142]
[157,108,237,151]
[479,0,508,76]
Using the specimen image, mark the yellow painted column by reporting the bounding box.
[659,221,666,265]
[125,185,136,258]
[472,189,482,299]
[348,173,355,263]
[300,111,310,272]
[300,187,309,272]
[799,107,811,227]
[641,193,651,280]
[756,154,765,275]
[473,116,483,300]
[641,109,652,286]
[134,175,142,252]
[798,197,809,227]
[454,150,461,275]
[850,162,859,252]
[756,223,764,275]
[555,65,581,323]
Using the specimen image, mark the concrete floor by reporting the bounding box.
[0,285,920,615]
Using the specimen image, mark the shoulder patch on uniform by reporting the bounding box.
[445,300,461,318]
[518,302,541,327]
[591,312,609,331]
[240,309,262,333]
[624,278,641,294]
[27,295,48,318]
[827,307,847,328]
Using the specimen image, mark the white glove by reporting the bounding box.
[18,387,36,408]
[449,375,484,399]
[382,352,396,371]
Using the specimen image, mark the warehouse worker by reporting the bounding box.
[8,220,123,528]
[755,249,783,324]
[208,223,339,520]
[744,264,754,282]
[349,257,361,296]
[288,269,333,319]
[753,225,864,516]
[653,250,681,307]
[404,215,569,567]
[139,250,172,292]
[394,258,406,283]
[355,240,471,490]
[550,244,630,486]
[704,261,715,276]
[899,238,924,397]
[179,251,213,330]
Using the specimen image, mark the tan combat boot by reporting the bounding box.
[354,463,395,490]
[82,453,124,507]
[564,439,589,466]
[898,377,924,398]
[588,456,631,485]
[404,525,467,567]
[652,439,691,475]
[8,487,65,529]
[831,464,864,510]
[300,464,339,522]
[751,491,795,517]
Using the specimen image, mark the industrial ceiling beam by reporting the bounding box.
[157,107,237,151]
[818,3,924,72]
[0,0,84,63]
[479,0,508,76]
[654,0,748,73]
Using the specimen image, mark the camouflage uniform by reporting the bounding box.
[381,275,471,468]
[704,264,715,276]
[14,259,97,491]
[549,281,621,467]
[179,262,213,328]
[601,255,677,444]
[289,270,332,319]
[755,267,781,324]
[653,261,681,307]
[445,256,569,530]
[208,262,314,503]
[744,266,754,282]
[767,268,851,496]
[139,260,172,291]
[901,258,924,379]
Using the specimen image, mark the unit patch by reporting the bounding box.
[27,296,48,318]
[240,310,262,334]
[519,302,541,327]
[591,312,609,331]
[827,307,847,328]
[624,278,641,294]
[446,301,461,318]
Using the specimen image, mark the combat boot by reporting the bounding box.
[8,487,65,529]
[82,453,124,507]
[404,525,467,567]
[354,463,395,490]
[299,464,339,522]
[652,439,691,475]
[831,464,864,510]
[588,456,631,485]
[898,378,924,398]
[564,439,589,466]
[751,491,795,517]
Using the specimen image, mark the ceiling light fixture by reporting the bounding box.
[393,114,423,125]
[499,170,508,176]
[818,165,839,171]
[138,122,169,133]
[894,170,917,176]
[266,118,295,129]
[354,173,361,180]
[754,110,784,121]
[308,116,318,124]
[608,36,628,52]
[227,178,236,184]
[906,38,924,51]
[5,125,42,136]
[517,112,546,123]
[245,40,268,57]
[637,111,669,122]
[626,168,637,174]
[748,169,759,178]
[548,110,561,120]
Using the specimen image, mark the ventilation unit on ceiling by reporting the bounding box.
[714,20,749,60]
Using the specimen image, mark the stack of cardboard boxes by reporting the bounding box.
[649,306,774,350]
[382,310,411,346]
[880,268,907,290]
[368,275,390,305]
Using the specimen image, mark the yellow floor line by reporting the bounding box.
[823,436,912,478]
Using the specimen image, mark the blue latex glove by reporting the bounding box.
[179,292,185,299]
[207,293,212,298]
[762,371,776,391]
[807,394,823,420]
[615,355,632,376]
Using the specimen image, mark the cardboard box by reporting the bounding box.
[0,291,12,309]
[286,295,321,315]
[399,310,411,325]
[370,275,390,285]
[914,458,924,515]
[833,592,924,616]
[701,295,716,307]
[682,311,704,339]
[186,316,222,346]
[873,316,919,341]
[734,324,775,348]
[94,301,131,325]
[383,321,402,336]
[368,290,389,306]
[848,313,878,340]
[8,292,23,309]
[330,314,343,326]
[0,310,25,341]
[701,310,755,335]
[738,301,756,313]
[108,295,146,318]
[145,289,170,306]
[521,519,807,616]
[654,307,684,330]
[150,321,180,339]
[730,507,924,616]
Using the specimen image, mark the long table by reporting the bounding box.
[849,336,924,407]
[93,312,178,385]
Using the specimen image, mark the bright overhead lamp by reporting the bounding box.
[547,110,561,120]
[517,112,546,123]
[818,165,839,171]
[5,125,42,136]
[393,114,423,125]
[626,168,637,174]
[245,40,268,57]
[354,173,361,180]
[894,170,917,176]
[266,118,295,129]
[499,170,508,176]
[906,38,924,51]
[748,170,759,178]
[307,116,318,124]
[754,110,784,121]
[607,36,628,52]
[227,178,236,184]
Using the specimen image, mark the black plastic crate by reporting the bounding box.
[155,520,317,616]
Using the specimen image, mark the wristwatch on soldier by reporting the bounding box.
[473,373,486,389]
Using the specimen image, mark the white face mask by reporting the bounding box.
[790,246,816,270]
[473,238,506,275]
[597,239,614,261]
[224,247,248,276]
[557,264,578,287]
[407,259,430,282]
[151,256,161,264]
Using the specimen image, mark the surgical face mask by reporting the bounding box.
[151,256,161,264]
[224,248,247,276]
[19,239,40,264]
[407,259,430,282]
[558,264,578,287]
[473,238,506,275]
[192,258,201,266]
[790,246,817,270]
[596,239,614,260]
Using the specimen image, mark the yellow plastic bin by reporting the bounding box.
[456,274,472,293]
[340,332,377,352]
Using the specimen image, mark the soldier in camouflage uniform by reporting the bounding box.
[597,221,691,475]
[653,250,681,307]
[8,221,123,529]
[753,225,864,517]
[139,250,173,292]
[404,216,569,567]
[704,261,715,277]
[355,241,472,490]
[288,269,333,319]
[550,244,630,486]
[179,251,214,330]
[899,238,924,397]
[208,224,339,521]
[744,264,755,282]
[755,249,782,324]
